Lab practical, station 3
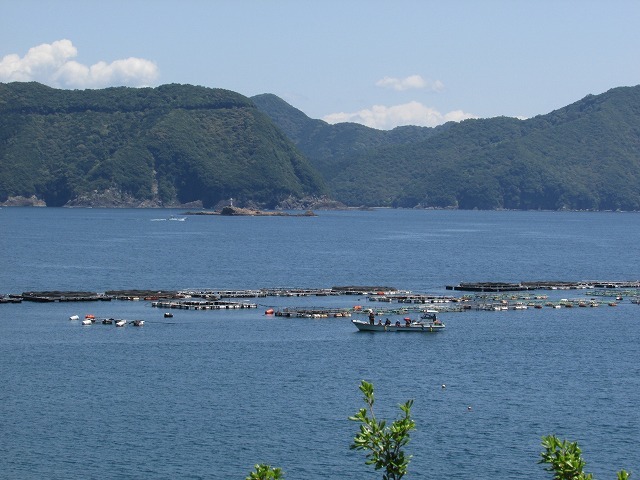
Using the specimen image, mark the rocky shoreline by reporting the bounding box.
[0,191,345,210]
[186,206,317,217]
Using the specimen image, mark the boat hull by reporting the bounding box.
[352,319,445,333]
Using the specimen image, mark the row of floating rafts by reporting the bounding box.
[478,298,623,310]
[559,299,619,307]
[475,293,549,301]
[183,289,266,299]
[586,289,639,298]
[368,295,461,304]
[266,307,352,318]
[354,305,459,315]
[69,314,144,326]
[368,296,393,302]
[151,300,257,310]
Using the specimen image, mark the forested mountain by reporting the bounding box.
[254,86,640,210]
[0,82,326,207]
[251,93,445,179]
[2,82,639,210]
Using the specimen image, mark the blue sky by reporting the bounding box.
[2,0,639,129]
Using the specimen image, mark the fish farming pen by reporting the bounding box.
[273,307,352,318]
[356,304,468,315]
[585,289,640,297]
[472,293,549,302]
[105,290,180,301]
[468,295,625,310]
[182,289,266,299]
[446,282,528,292]
[261,288,339,297]
[0,295,22,303]
[182,288,344,299]
[387,294,464,304]
[4,282,640,316]
[151,299,257,310]
[19,291,113,302]
[447,280,640,292]
[330,286,406,295]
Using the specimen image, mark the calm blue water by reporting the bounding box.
[1,208,639,479]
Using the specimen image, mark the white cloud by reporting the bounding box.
[375,74,444,92]
[323,101,477,130]
[0,39,158,88]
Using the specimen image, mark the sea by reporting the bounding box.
[1,207,639,479]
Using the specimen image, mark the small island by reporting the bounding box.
[185,206,317,217]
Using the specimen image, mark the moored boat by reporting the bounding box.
[352,316,445,333]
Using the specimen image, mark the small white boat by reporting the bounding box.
[81,319,92,326]
[130,320,144,327]
[69,315,80,321]
[352,316,445,333]
[115,319,126,327]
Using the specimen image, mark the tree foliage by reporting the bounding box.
[246,464,284,480]
[349,380,416,480]
[540,435,630,480]
[245,385,632,480]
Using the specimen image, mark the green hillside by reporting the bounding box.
[2,83,639,210]
[254,87,640,210]
[0,82,326,207]
[251,93,444,179]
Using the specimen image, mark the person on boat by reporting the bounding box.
[395,320,401,327]
[377,319,383,325]
[384,318,391,326]
[404,318,411,326]
[369,311,375,325]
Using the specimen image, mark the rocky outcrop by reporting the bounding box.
[0,195,46,207]
[62,188,204,209]
[186,206,316,217]
[276,195,346,210]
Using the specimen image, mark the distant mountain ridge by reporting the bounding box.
[253,86,640,210]
[251,93,446,179]
[1,82,639,210]
[0,82,326,208]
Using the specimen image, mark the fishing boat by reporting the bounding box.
[352,313,445,333]
[115,319,127,327]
